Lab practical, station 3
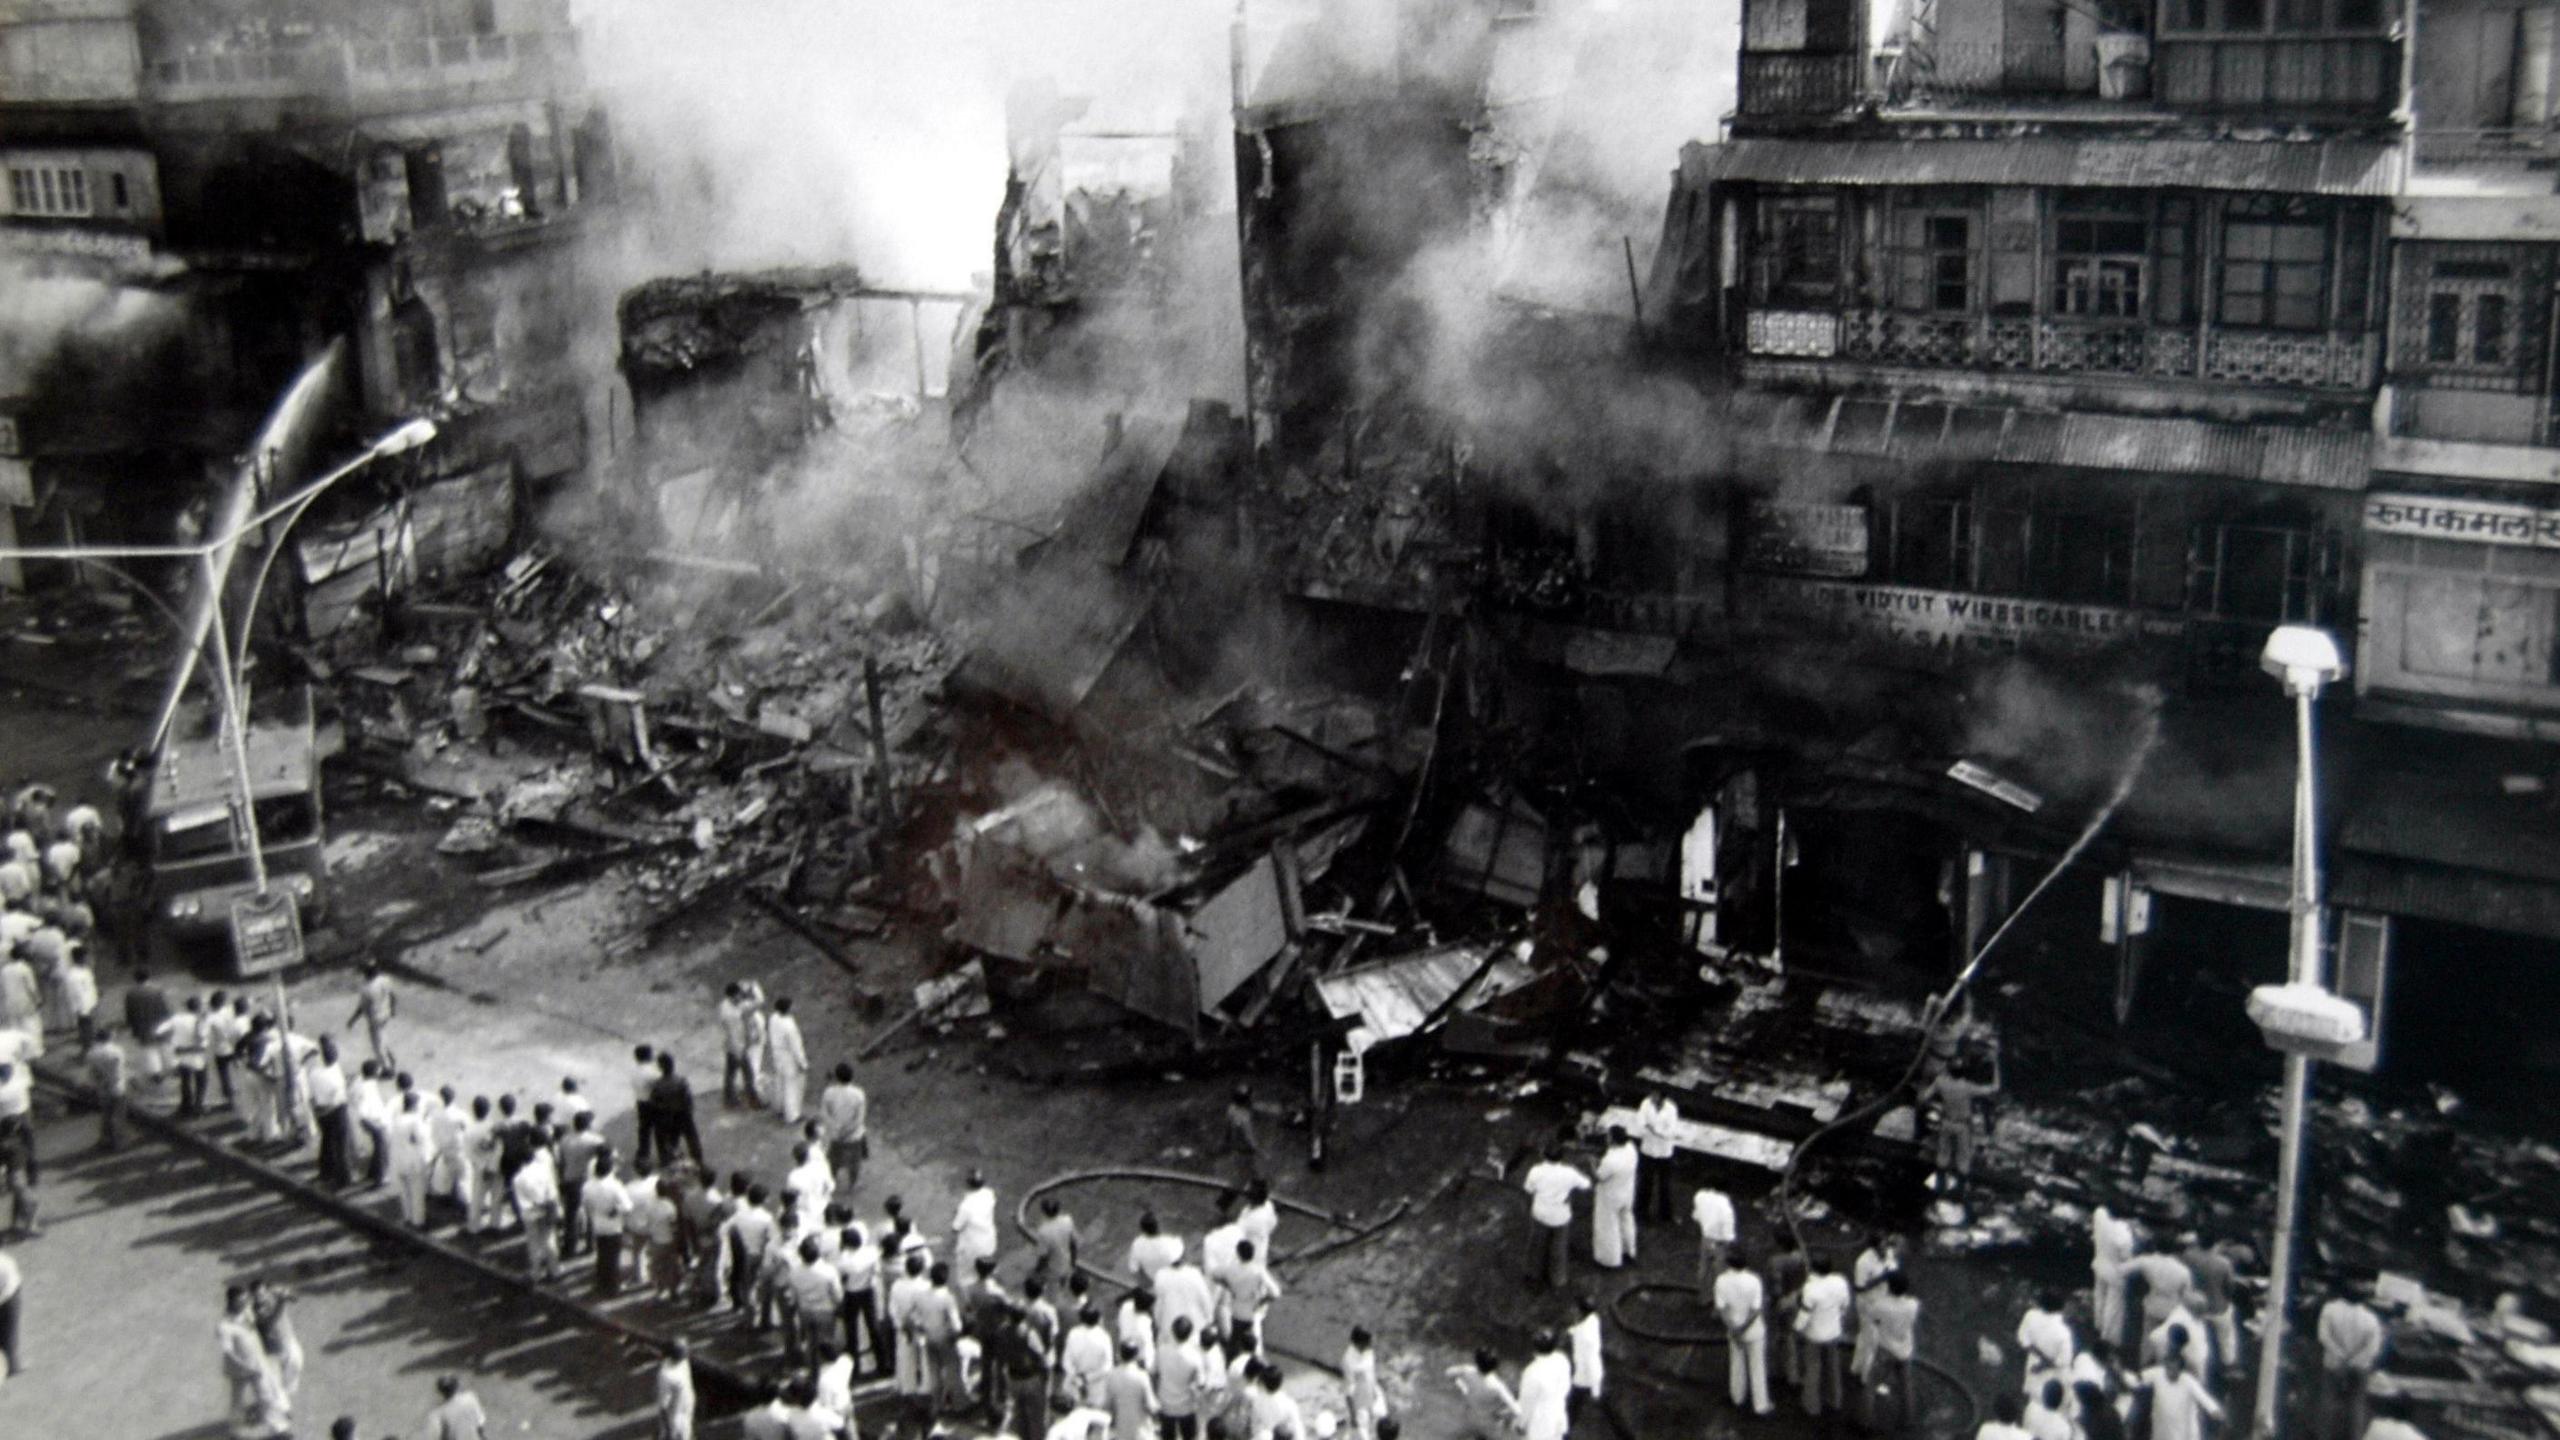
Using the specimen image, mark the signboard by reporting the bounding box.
[229,889,305,977]
[1743,502,1872,577]
[2364,493,2560,549]
[1750,577,2180,656]
[0,225,153,271]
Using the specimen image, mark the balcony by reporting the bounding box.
[1739,52,1863,116]
[1744,306,2379,390]
[2153,34,2397,113]
[143,30,578,106]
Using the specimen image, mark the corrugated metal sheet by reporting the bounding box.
[1315,943,1539,1050]
[1680,136,2400,197]
[1751,393,2369,487]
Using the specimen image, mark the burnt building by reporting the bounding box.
[1225,0,2560,1076]
[0,0,614,588]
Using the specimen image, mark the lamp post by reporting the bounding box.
[0,417,436,896]
[151,416,441,756]
[2252,622,2347,1440]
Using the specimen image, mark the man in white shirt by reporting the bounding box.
[1237,1181,1279,1258]
[1521,1144,1590,1291]
[351,1061,393,1188]
[1634,1090,1680,1222]
[1795,1254,1852,1417]
[1158,1315,1207,1440]
[461,1095,506,1233]
[429,1086,469,1209]
[1154,1255,1217,1350]
[1716,1249,1773,1414]
[1592,1125,1640,1268]
[1062,1304,1116,1408]
[2316,1286,2385,1440]
[304,1037,356,1188]
[1568,1293,1606,1423]
[583,1150,632,1295]
[1214,1239,1283,1358]
[1125,1212,1182,1286]
[953,1170,1000,1280]
[2019,1290,2077,1398]
[1243,1361,1302,1440]
[1693,1183,1737,1292]
[819,1064,868,1191]
[1517,1330,1574,1440]
[2024,1378,2073,1440]
[513,1138,564,1281]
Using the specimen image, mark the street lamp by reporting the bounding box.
[0,416,436,895]
[2250,622,2347,1440]
[154,415,442,757]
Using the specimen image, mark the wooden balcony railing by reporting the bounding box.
[1738,52,1864,116]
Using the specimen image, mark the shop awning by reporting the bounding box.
[1677,135,2402,197]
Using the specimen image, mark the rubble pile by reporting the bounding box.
[330,543,957,932]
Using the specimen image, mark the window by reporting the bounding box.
[2192,522,2333,623]
[2397,247,2527,383]
[1885,499,1972,589]
[2478,294,2510,365]
[2427,293,2463,363]
[1752,193,1841,306]
[110,172,129,211]
[1887,202,1978,313]
[2220,201,2329,330]
[7,164,91,218]
[2054,204,2147,318]
[2168,0,2384,31]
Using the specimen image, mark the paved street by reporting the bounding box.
[1,1105,660,1438]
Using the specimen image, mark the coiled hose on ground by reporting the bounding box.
[1606,1278,1982,1431]
[1012,1165,1407,1375]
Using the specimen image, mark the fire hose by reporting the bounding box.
[1011,1165,1419,1375]
[1606,700,2162,1431]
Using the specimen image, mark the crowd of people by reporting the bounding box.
[0,759,2427,1440]
[1501,1096,2404,1440]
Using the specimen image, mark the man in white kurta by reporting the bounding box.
[389,1091,436,1228]
[2090,1207,2136,1348]
[764,998,808,1125]
[953,1172,999,1279]
[1591,1127,1640,1268]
